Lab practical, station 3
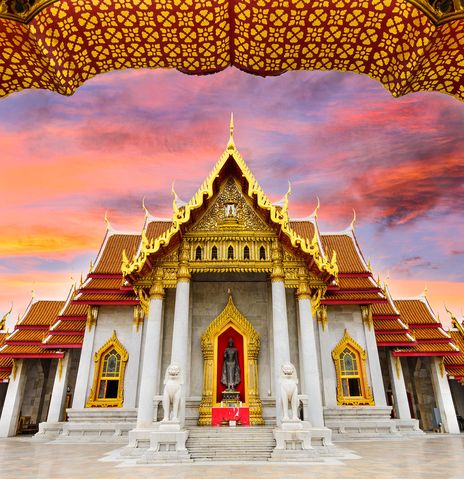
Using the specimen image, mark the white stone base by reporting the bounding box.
[270,421,319,461]
[34,421,65,439]
[52,408,137,442]
[138,424,190,463]
[394,418,424,435]
[324,406,410,440]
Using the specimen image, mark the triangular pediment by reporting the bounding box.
[189,177,273,234]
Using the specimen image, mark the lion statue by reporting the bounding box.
[162,364,183,422]
[280,363,299,421]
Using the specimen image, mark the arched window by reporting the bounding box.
[243,245,250,260]
[259,245,266,260]
[86,331,128,408]
[195,245,202,260]
[228,245,234,260]
[211,245,218,260]
[332,329,374,406]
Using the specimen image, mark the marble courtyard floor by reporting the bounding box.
[0,435,462,479]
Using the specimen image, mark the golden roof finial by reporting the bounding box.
[312,196,320,219]
[227,112,235,151]
[282,181,291,216]
[422,283,428,297]
[350,208,356,230]
[104,210,112,230]
[367,258,372,272]
[0,303,12,330]
[142,197,149,217]
[89,259,93,272]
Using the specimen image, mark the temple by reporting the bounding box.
[0,119,462,461]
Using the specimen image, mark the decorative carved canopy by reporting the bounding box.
[0,0,463,100]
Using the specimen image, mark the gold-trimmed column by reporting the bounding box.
[198,337,214,425]
[136,269,165,428]
[247,336,264,425]
[270,240,291,424]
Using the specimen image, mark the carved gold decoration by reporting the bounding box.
[133,305,145,332]
[122,144,338,281]
[199,295,263,426]
[408,0,464,26]
[57,357,63,381]
[0,0,58,23]
[439,357,446,378]
[317,305,328,331]
[0,303,12,331]
[332,329,375,407]
[86,306,99,332]
[311,287,326,317]
[86,330,128,408]
[177,242,191,282]
[270,240,284,282]
[11,359,17,381]
[296,267,311,300]
[361,305,373,331]
[395,356,402,380]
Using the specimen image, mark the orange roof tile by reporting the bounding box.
[324,292,384,301]
[445,331,464,366]
[51,321,86,333]
[413,328,451,341]
[0,344,63,356]
[376,333,415,344]
[394,299,438,326]
[0,357,13,368]
[373,318,408,331]
[76,292,137,302]
[372,300,400,317]
[43,335,83,346]
[81,278,123,290]
[146,220,172,241]
[19,301,65,327]
[289,221,315,242]
[321,234,367,273]
[396,343,458,354]
[0,371,10,381]
[336,276,379,290]
[6,329,47,343]
[94,233,140,274]
[60,301,88,317]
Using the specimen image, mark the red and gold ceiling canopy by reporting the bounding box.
[0,0,463,100]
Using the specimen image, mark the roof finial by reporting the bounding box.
[422,283,428,297]
[312,196,320,219]
[227,112,235,151]
[142,197,149,217]
[0,303,12,330]
[350,208,356,230]
[104,210,112,230]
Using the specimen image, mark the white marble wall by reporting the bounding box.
[319,305,385,407]
[81,306,140,409]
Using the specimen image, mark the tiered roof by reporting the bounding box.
[392,298,459,357]
[445,318,464,383]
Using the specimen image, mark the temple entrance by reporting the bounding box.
[198,294,264,426]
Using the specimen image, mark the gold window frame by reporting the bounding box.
[332,329,374,406]
[86,330,128,408]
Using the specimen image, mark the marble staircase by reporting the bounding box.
[186,426,276,461]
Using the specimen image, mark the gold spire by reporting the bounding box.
[227,112,235,151]
[422,283,428,297]
[312,196,320,218]
[281,181,291,216]
[142,197,149,217]
[350,208,356,230]
[0,303,12,330]
[104,210,112,230]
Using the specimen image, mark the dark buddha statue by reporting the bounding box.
[221,338,241,390]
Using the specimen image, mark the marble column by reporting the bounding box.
[271,241,290,424]
[72,307,98,408]
[47,352,72,423]
[430,357,460,434]
[296,274,324,427]
[137,273,165,428]
[169,245,191,423]
[0,359,27,437]
[361,306,387,406]
[387,352,411,419]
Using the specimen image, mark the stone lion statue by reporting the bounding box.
[162,364,183,422]
[280,363,299,421]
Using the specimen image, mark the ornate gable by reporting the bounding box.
[190,177,272,234]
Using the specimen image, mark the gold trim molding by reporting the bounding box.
[198,294,263,426]
[86,330,129,408]
[332,329,374,407]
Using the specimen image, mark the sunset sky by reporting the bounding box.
[0,68,463,328]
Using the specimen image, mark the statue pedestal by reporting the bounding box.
[137,422,191,463]
[271,420,318,462]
